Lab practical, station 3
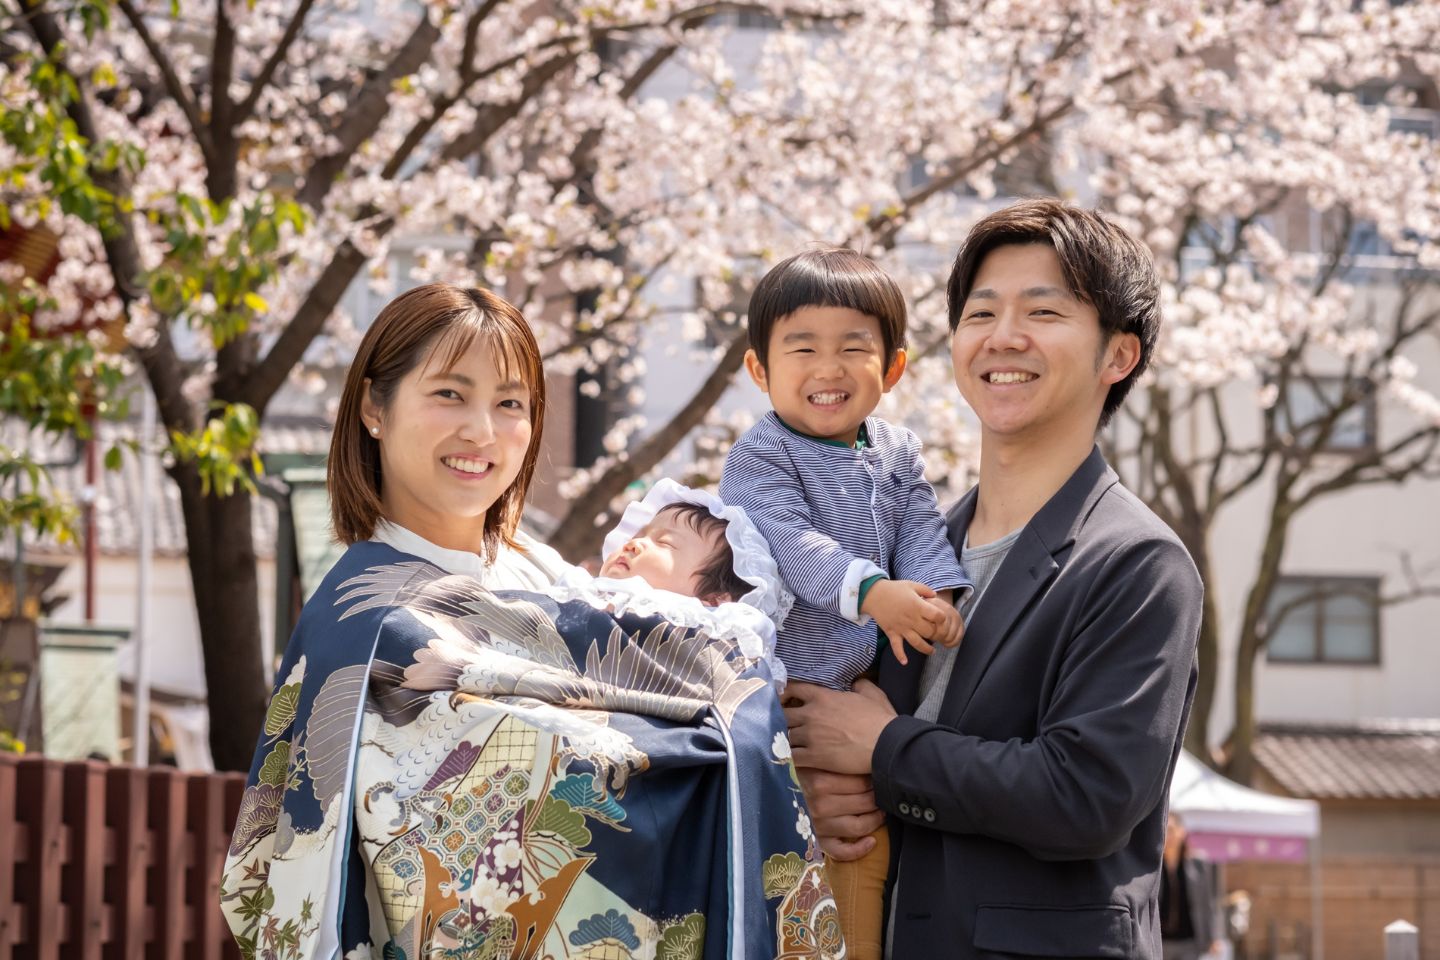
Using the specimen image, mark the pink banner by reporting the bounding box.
[1187,832,1310,863]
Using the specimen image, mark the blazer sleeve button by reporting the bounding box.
[923,808,936,822]
[898,802,911,816]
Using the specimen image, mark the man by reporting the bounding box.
[1161,815,1224,960]
[784,198,1203,959]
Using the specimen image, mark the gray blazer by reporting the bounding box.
[875,447,1203,959]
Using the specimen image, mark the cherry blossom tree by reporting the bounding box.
[3,0,1438,770]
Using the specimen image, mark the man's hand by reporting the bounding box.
[797,768,885,861]
[861,579,946,665]
[783,679,897,773]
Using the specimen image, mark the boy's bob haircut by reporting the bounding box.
[946,197,1161,429]
[746,247,908,368]
[329,282,546,559]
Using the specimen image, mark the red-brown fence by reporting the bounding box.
[0,753,246,959]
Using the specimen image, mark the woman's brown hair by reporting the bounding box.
[328,283,546,559]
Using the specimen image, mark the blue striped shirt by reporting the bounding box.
[719,412,972,689]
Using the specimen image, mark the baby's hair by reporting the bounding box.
[746,247,908,369]
[656,503,750,603]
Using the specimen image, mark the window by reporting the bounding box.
[1266,575,1380,665]
[1276,375,1376,453]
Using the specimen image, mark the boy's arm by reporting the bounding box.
[719,439,883,622]
[890,436,971,599]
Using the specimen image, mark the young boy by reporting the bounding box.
[718,248,972,960]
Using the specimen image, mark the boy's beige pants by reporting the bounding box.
[823,824,890,960]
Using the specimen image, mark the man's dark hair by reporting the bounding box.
[657,502,750,604]
[747,247,907,368]
[946,197,1161,428]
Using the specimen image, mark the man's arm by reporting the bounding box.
[870,535,1201,860]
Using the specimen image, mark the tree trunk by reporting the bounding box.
[1228,640,1259,785]
[173,464,267,771]
[1175,521,1220,764]
[1225,494,1294,785]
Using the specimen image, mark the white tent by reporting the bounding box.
[1170,750,1320,859]
[1169,751,1324,960]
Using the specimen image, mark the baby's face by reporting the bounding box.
[600,507,722,598]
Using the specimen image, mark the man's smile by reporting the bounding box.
[982,371,1038,384]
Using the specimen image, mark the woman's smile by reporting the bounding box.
[441,454,495,477]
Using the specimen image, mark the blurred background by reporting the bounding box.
[2,1,1437,957]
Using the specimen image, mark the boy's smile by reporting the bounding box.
[745,306,905,445]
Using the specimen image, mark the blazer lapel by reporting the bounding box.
[878,487,976,713]
[935,527,1057,725]
[935,446,1118,726]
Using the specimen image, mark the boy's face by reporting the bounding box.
[744,306,904,444]
[951,243,1138,444]
[599,507,723,599]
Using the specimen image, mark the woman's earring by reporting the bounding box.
[370,426,379,437]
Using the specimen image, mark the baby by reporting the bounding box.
[599,501,750,606]
[556,479,793,678]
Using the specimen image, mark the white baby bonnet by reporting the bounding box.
[601,478,795,630]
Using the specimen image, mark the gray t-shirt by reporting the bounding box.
[914,526,1023,721]
[887,524,1023,959]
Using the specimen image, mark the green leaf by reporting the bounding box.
[531,796,591,850]
[103,445,122,471]
[257,741,290,786]
[264,684,301,736]
[761,851,806,900]
[657,913,706,960]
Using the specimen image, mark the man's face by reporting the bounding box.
[599,506,723,598]
[745,306,903,445]
[951,243,1137,443]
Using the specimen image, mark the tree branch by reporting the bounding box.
[19,0,196,436]
[547,329,751,559]
[207,0,238,197]
[241,236,371,413]
[114,0,215,166]
[1296,427,1440,506]
[378,0,499,179]
[234,0,316,122]
[297,10,441,209]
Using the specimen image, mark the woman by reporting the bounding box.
[222,283,837,960]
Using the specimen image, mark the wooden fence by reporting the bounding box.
[0,753,246,959]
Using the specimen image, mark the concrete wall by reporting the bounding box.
[31,551,278,699]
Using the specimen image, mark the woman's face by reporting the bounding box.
[362,336,534,553]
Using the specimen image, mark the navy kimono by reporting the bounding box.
[221,541,841,959]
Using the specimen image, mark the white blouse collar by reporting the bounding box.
[371,520,487,579]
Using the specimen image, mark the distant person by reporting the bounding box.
[1161,814,1224,960]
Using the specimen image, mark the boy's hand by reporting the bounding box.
[927,589,965,649]
[861,579,946,665]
